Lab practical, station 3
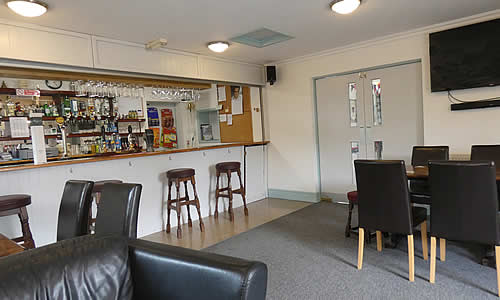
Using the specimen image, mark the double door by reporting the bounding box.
[315,62,423,200]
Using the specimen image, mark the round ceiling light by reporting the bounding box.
[207,41,229,53]
[5,0,48,17]
[330,0,361,15]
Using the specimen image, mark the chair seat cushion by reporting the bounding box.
[412,206,428,227]
[347,191,358,204]
[0,194,31,211]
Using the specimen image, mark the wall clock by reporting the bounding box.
[45,80,63,90]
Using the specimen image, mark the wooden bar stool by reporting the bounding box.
[88,180,123,233]
[215,161,248,222]
[0,194,35,249]
[166,168,204,238]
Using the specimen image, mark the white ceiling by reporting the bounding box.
[0,0,499,64]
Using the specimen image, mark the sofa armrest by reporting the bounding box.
[128,239,267,300]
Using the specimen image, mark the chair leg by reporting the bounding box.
[430,236,437,283]
[496,246,500,297]
[345,203,354,238]
[408,234,415,282]
[237,169,248,216]
[227,171,234,222]
[214,171,220,219]
[376,231,383,252]
[440,238,446,262]
[18,207,35,249]
[175,179,182,239]
[358,228,365,270]
[191,176,204,232]
[184,181,192,227]
[421,221,428,261]
[166,181,172,233]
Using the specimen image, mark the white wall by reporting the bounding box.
[0,145,267,246]
[263,11,500,195]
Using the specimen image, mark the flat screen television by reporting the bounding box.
[429,18,500,92]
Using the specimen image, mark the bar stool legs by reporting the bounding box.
[165,168,204,239]
[18,206,35,249]
[214,163,248,222]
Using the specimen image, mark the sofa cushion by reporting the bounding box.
[0,235,133,300]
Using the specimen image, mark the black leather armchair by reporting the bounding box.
[56,180,94,241]
[0,235,268,300]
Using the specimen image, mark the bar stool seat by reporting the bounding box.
[215,161,248,221]
[167,168,196,179]
[0,194,31,211]
[166,168,204,238]
[0,194,35,249]
[89,180,123,233]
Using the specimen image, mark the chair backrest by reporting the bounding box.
[429,161,499,244]
[354,160,413,235]
[411,146,449,166]
[471,145,500,167]
[57,180,94,241]
[95,183,142,238]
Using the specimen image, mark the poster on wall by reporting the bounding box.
[161,109,177,149]
[230,85,243,115]
[147,107,160,127]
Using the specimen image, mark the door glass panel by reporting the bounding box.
[374,140,383,160]
[351,141,360,183]
[348,82,357,127]
[371,79,382,126]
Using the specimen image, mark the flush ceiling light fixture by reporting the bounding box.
[145,38,168,50]
[207,41,229,53]
[5,0,48,17]
[330,0,361,15]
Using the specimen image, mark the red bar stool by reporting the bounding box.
[0,194,35,249]
[165,168,204,238]
[214,161,248,222]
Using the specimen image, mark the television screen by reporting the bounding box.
[429,18,500,92]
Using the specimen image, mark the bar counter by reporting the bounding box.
[0,141,269,173]
[0,141,269,246]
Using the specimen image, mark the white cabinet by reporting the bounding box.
[245,145,267,202]
[198,56,265,85]
[92,37,199,78]
[0,21,93,68]
[197,83,218,110]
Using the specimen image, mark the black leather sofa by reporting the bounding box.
[0,235,268,300]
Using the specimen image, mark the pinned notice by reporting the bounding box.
[219,114,227,122]
[227,114,233,126]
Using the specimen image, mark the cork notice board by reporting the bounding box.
[219,85,254,143]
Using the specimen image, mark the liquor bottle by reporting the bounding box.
[63,96,71,117]
[71,99,79,116]
[6,98,15,117]
[44,103,51,116]
[51,101,59,117]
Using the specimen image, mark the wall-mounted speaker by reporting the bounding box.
[266,66,276,85]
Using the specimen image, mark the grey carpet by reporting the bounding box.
[203,202,499,299]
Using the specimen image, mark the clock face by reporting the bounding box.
[45,80,63,90]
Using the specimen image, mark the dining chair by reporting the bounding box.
[354,160,428,282]
[471,145,500,166]
[56,180,95,241]
[410,146,449,205]
[94,183,142,238]
[428,161,500,296]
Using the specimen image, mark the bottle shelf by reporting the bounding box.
[0,88,76,97]
[0,116,145,122]
[0,132,143,141]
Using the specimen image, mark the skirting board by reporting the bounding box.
[268,189,320,203]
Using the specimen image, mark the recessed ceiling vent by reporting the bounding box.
[230,28,294,48]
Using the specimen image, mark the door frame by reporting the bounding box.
[312,59,422,203]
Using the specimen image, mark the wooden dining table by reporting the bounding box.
[0,233,24,258]
[406,166,500,181]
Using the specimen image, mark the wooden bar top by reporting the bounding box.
[0,141,270,173]
[0,233,24,257]
[406,166,500,181]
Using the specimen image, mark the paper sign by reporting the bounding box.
[16,89,40,97]
[31,126,47,165]
[9,117,30,137]
[219,114,227,122]
[217,87,226,102]
[227,114,233,126]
